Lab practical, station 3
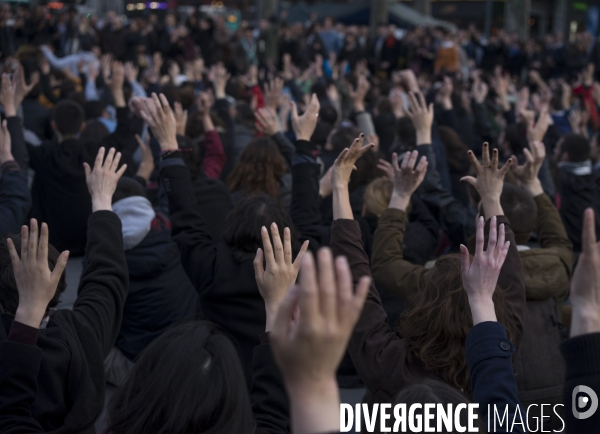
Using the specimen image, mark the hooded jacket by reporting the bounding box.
[113,196,199,361]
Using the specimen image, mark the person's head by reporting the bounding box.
[113,177,147,203]
[396,117,417,150]
[554,133,591,162]
[363,178,393,217]
[398,254,518,393]
[223,193,295,262]
[52,100,85,140]
[501,123,528,157]
[79,119,109,143]
[227,138,287,198]
[0,232,67,315]
[106,321,254,434]
[394,380,479,433]
[325,125,359,152]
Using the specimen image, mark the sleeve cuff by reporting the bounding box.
[561,333,600,380]
[7,321,39,346]
[466,321,515,370]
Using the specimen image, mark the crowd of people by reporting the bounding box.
[0,3,599,434]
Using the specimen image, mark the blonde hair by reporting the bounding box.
[363,178,393,217]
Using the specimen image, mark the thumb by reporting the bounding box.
[290,101,298,121]
[460,244,470,277]
[460,176,477,187]
[83,162,91,179]
[253,248,264,281]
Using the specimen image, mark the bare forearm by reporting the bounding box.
[286,378,340,434]
[332,185,353,220]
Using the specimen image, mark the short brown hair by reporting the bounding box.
[364,178,393,217]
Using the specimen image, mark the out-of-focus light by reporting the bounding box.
[126,4,135,11]
[136,3,145,10]
[150,2,158,9]
[227,14,237,23]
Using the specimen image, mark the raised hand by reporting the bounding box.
[264,77,284,111]
[331,133,374,189]
[461,143,512,218]
[254,223,309,332]
[140,93,178,150]
[135,134,154,182]
[291,93,320,142]
[14,63,39,109]
[527,108,551,143]
[8,220,69,328]
[173,101,188,136]
[407,91,433,145]
[0,73,17,116]
[124,61,139,83]
[256,107,280,136]
[211,64,230,99]
[389,150,428,211]
[349,75,370,112]
[270,248,370,434]
[107,61,126,107]
[569,209,600,338]
[0,120,12,165]
[460,216,510,325]
[84,147,127,212]
[510,141,546,196]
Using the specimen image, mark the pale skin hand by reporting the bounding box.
[135,134,154,182]
[211,64,230,99]
[14,63,38,109]
[83,147,127,212]
[140,93,178,150]
[527,108,550,144]
[0,120,13,165]
[461,143,512,218]
[291,93,320,142]
[254,223,309,332]
[0,73,17,117]
[349,75,370,112]
[196,91,215,132]
[256,107,280,137]
[570,208,600,338]
[388,150,428,211]
[8,220,69,328]
[510,141,545,197]
[106,61,126,108]
[271,249,370,434]
[173,102,188,136]
[264,77,284,111]
[407,91,433,146]
[460,216,510,325]
[331,134,374,220]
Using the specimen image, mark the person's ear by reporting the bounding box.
[80,121,86,132]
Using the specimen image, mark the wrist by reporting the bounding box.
[570,307,600,337]
[14,304,47,329]
[159,140,178,152]
[354,102,365,112]
[467,297,497,325]
[389,192,411,211]
[4,105,16,117]
[416,130,431,145]
[523,179,544,197]
[92,196,113,212]
[285,375,340,434]
[0,153,14,165]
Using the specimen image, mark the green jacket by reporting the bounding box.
[371,193,574,430]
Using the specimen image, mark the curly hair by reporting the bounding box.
[227,138,287,199]
[398,254,519,394]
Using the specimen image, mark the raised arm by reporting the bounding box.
[0,218,69,433]
[562,208,600,433]
[196,92,227,178]
[1,69,33,169]
[141,93,218,291]
[461,143,526,349]
[0,121,31,234]
[511,140,574,300]
[372,151,430,300]
[73,147,129,356]
[461,215,526,434]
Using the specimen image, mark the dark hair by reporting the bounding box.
[223,193,295,262]
[227,138,286,198]
[503,123,529,156]
[499,183,537,235]
[396,117,417,150]
[53,100,85,136]
[318,104,338,125]
[394,380,480,433]
[437,126,469,172]
[84,100,107,120]
[399,254,519,394]
[106,321,255,434]
[113,177,147,203]
[177,135,205,180]
[235,102,256,131]
[0,234,67,315]
[329,126,359,153]
[311,121,334,147]
[560,133,591,162]
[79,119,109,143]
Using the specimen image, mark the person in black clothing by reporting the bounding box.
[27,62,137,256]
[0,146,128,433]
[141,92,313,384]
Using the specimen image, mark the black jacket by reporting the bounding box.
[117,217,199,361]
[0,211,128,433]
